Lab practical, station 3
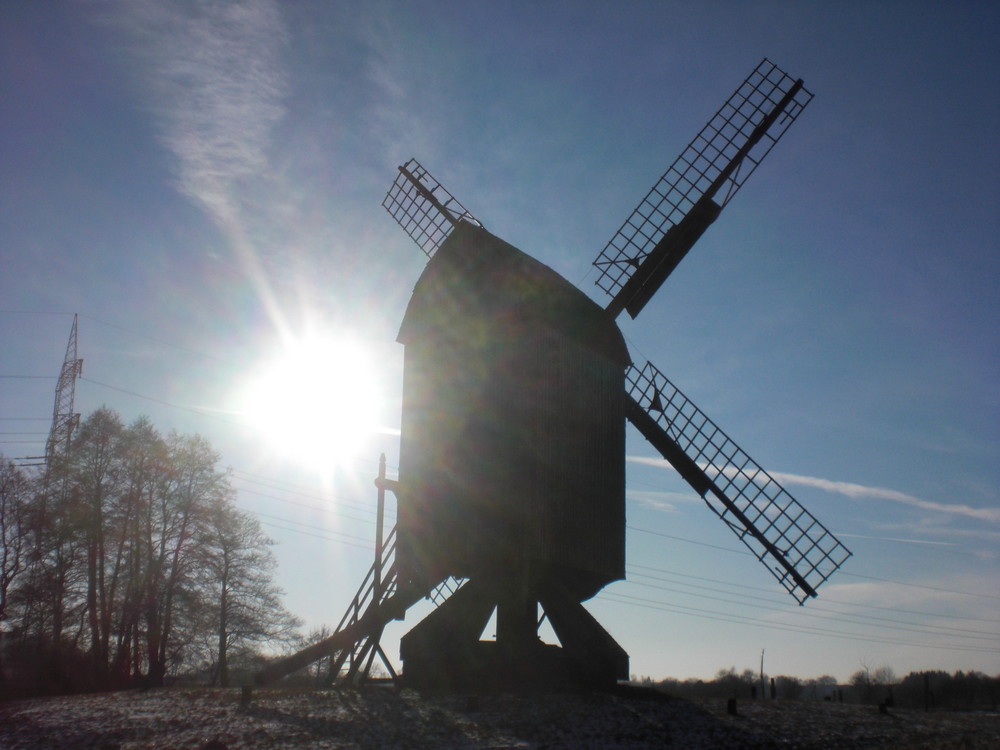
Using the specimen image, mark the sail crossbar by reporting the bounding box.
[595,59,813,302]
[626,361,851,604]
[382,158,482,258]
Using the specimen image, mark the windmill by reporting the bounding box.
[253,59,851,692]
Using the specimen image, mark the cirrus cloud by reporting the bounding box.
[627,455,1000,523]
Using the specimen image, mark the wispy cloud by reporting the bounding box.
[123,0,288,223]
[834,532,998,562]
[627,455,1000,524]
[770,471,1000,524]
[361,12,451,175]
[821,574,1000,619]
[835,532,955,548]
[627,489,699,513]
[111,0,290,325]
[627,456,674,471]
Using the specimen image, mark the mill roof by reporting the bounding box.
[398,221,629,365]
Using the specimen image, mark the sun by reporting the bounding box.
[238,331,384,471]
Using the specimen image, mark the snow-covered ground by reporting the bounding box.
[1,686,997,749]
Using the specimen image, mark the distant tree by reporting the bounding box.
[774,675,803,700]
[24,453,86,650]
[111,416,168,683]
[199,496,301,686]
[142,432,228,687]
[804,674,838,700]
[850,665,873,703]
[873,665,897,687]
[71,408,124,677]
[710,666,760,698]
[1,408,303,696]
[0,458,30,691]
[0,458,29,625]
[850,661,895,704]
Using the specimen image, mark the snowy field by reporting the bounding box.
[1,686,998,749]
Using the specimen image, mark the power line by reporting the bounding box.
[232,468,389,513]
[12,313,996,650]
[80,379,394,478]
[627,562,999,625]
[252,510,376,549]
[9,428,992,655]
[623,573,1000,642]
[599,591,997,655]
[235,484,382,528]
[239,490,997,650]
[234,486,998,653]
[24,366,1000,630]
[629,524,753,556]
[0,310,234,365]
[82,377,243,425]
[256,518,372,552]
[79,314,238,366]
[18,367,1000,624]
[839,571,1000,602]
[628,525,1000,602]
[0,310,73,315]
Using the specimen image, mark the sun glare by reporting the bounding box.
[239,332,384,471]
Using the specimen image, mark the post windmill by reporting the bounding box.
[253,59,851,692]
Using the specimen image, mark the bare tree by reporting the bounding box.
[199,496,301,686]
[2,409,304,695]
[143,432,225,687]
[72,408,124,676]
[873,665,897,687]
[0,458,29,625]
[111,417,167,683]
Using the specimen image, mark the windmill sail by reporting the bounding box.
[382,158,482,258]
[597,59,813,319]
[625,361,851,604]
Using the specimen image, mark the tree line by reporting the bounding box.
[641,664,998,711]
[0,407,300,697]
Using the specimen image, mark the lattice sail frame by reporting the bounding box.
[594,59,813,298]
[382,158,482,258]
[626,361,851,604]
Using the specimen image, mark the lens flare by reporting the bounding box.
[239,331,382,471]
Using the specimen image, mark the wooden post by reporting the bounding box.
[760,648,765,700]
[375,454,387,601]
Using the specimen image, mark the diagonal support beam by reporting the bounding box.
[625,396,815,599]
[624,360,851,604]
[595,60,812,314]
[253,581,427,687]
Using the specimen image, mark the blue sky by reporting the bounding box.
[2,1,997,682]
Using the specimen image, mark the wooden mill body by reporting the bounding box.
[395,222,629,685]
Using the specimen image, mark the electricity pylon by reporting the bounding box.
[45,314,83,463]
